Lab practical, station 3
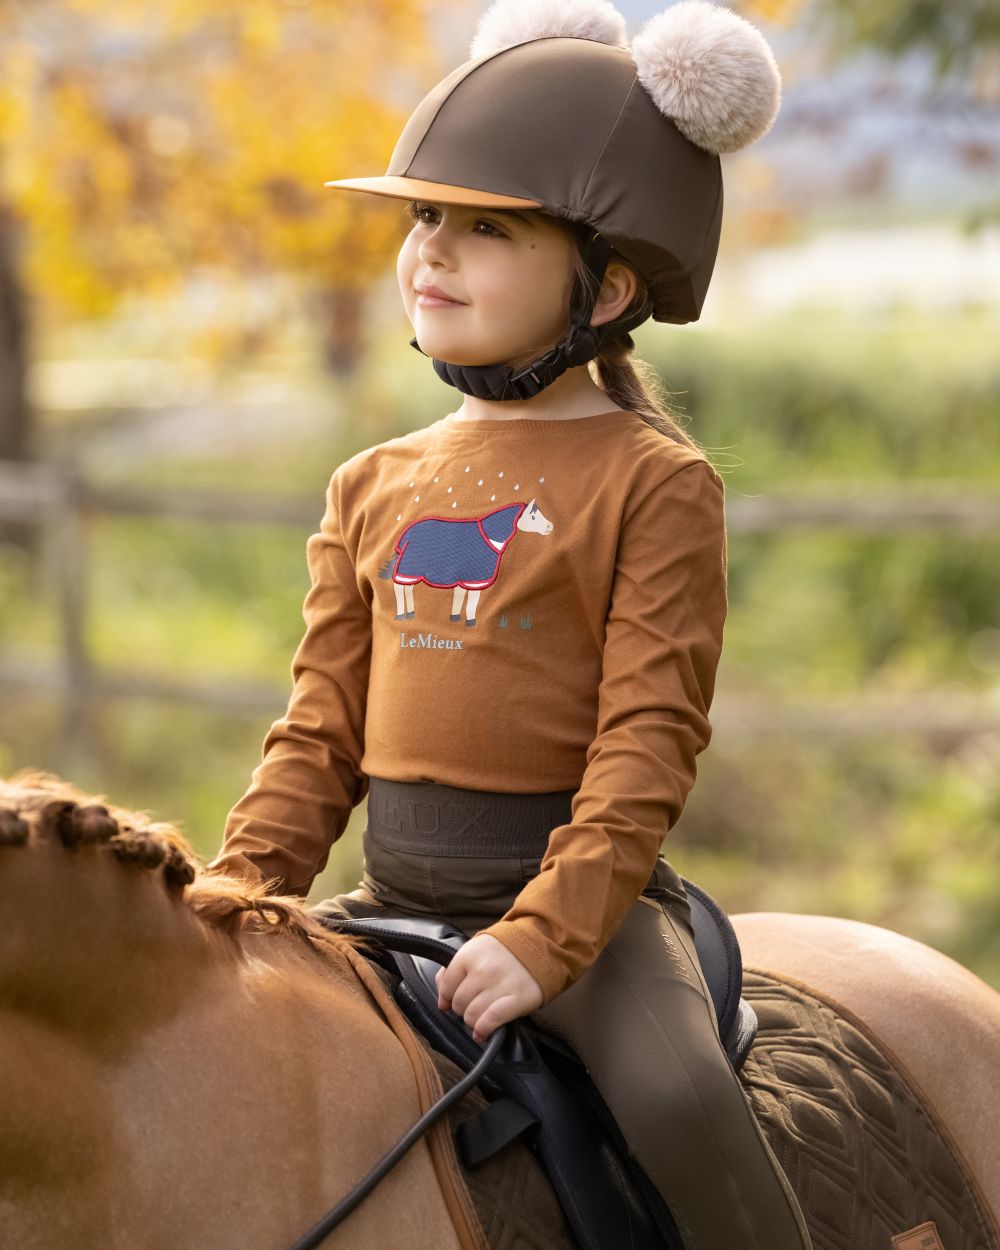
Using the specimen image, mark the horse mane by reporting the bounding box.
[0,768,378,963]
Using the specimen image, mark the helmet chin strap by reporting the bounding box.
[409,231,654,402]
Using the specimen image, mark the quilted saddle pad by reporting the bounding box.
[418,966,998,1250]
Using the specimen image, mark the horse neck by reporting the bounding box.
[0,839,226,1053]
[0,838,469,1250]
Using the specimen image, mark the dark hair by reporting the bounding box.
[509,215,705,453]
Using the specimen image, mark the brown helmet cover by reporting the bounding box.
[325,36,721,325]
[325,1,781,327]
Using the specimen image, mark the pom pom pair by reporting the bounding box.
[470,0,782,156]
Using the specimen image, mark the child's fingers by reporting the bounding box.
[436,964,455,1010]
[473,996,515,1043]
[462,988,496,1035]
[437,949,474,1005]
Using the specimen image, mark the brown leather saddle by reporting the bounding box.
[313,877,755,1250]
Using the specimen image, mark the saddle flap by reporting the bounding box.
[679,877,758,1067]
[325,913,684,1250]
[680,877,743,1041]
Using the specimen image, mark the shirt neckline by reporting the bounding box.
[434,408,640,437]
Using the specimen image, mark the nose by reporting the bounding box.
[417,221,455,268]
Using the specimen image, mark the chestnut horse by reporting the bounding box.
[1,769,997,1250]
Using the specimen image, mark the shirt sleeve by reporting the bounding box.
[205,467,373,896]
[476,457,728,1005]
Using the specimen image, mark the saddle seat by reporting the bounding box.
[314,877,757,1250]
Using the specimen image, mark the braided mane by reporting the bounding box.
[0,768,375,962]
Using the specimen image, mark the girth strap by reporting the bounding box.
[454,1096,540,1168]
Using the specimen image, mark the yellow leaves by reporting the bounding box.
[0,39,37,185]
[740,0,803,27]
[241,6,284,53]
[2,0,444,327]
[0,36,38,98]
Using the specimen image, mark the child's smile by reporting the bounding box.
[398,199,576,369]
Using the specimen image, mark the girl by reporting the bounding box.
[208,3,812,1247]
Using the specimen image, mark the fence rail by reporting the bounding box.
[1,459,998,760]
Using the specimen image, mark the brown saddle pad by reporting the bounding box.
[425,966,999,1250]
[355,948,997,1250]
[739,968,998,1250]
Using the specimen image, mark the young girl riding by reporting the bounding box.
[208,2,812,1246]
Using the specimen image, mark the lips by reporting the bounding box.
[416,284,464,304]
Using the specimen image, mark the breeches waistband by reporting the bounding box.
[360,775,683,930]
[364,774,576,858]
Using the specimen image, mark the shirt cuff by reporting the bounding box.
[475,918,567,1007]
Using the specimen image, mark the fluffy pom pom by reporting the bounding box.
[470,0,628,62]
[632,0,781,155]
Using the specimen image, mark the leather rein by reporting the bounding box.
[286,924,507,1250]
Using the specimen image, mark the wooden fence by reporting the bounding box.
[2,457,999,764]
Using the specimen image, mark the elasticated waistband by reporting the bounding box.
[364,775,576,858]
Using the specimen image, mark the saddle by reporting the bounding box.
[316,878,757,1250]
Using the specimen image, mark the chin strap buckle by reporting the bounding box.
[502,366,546,400]
[507,335,578,398]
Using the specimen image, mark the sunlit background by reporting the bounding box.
[1,0,998,987]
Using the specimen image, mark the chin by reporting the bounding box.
[414,336,494,365]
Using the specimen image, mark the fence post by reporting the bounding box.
[50,454,91,774]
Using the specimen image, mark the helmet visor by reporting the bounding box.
[324,175,543,210]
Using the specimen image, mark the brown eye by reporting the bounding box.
[405,201,435,225]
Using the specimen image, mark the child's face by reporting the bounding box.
[397,201,577,367]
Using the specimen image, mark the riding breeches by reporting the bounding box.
[311,779,813,1250]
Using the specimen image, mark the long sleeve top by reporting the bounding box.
[207,406,729,1005]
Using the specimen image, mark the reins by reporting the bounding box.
[285,928,507,1250]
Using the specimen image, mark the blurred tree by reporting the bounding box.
[809,0,1000,238]
[739,0,1000,238]
[807,0,1000,81]
[0,200,33,550]
[0,0,451,505]
[744,0,999,78]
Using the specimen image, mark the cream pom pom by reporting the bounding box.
[470,0,628,62]
[631,0,782,155]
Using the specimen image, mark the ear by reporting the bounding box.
[591,260,640,329]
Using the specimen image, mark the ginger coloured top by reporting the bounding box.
[207,407,729,1005]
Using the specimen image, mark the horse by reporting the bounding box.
[1,768,997,1250]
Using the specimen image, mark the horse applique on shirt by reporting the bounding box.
[379,498,553,626]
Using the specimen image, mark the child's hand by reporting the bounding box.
[435,933,544,1043]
